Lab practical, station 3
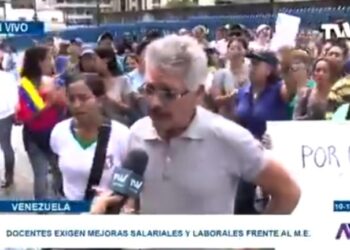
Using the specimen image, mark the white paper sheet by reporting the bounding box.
[270,13,301,52]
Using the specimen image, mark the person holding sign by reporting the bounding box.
[234,50,296,140]
[249,24,272,52]
[233,50,298,214]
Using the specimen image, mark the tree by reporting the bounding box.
[166,0,195,8]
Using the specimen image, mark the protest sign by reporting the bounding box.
[270,13,301,51]
[267,121,350,216]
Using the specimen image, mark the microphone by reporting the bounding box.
[108,149,148,213]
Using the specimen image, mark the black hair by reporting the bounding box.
[116,44,126,55]
[312,57,342,83]
[136,39,151,57]
[66,72,105,98]
[204,49,216,67]
[78,53,95,72]
[21,46,49,82]
[266,67,281,84]
[227,36,248,50]
[98,32,114,43]
[94,47,123,76]
[116,42,133,56]
[329,39,349,58]
[145,29,162,41]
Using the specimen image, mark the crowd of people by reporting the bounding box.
[0,19,349,219]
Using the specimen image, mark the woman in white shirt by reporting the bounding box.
[0,64,18,188]
[50,72,130,200]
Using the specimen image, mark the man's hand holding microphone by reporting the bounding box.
[90,149,148,214]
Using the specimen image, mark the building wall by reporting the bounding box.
[102,0,350,22]
[54,0,121,24]
[11,0,57,9]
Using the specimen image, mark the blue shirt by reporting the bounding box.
[234,81,289,139]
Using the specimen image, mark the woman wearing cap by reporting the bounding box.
[249,24,272,52]
[234,50,296,139]
[234,50,297,215]
[79,48,97,73]
[97,32,126,74]
[97,32,114,49]
[192,25,209,49]
[67,38,83,72]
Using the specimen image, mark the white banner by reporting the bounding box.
[270,13,300,51]
[0,215,348,249]
[267,121,350,216]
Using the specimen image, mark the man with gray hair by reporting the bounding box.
[91,34,300,215]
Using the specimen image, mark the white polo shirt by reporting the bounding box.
[50,118,130,200]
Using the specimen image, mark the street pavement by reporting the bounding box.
[0,126,33,200]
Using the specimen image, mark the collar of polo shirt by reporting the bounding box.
[140,107,206,141]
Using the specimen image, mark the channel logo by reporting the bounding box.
[320,22,350,40]
[336,223,350,239]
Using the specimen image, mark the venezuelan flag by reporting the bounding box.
[19,77,46,113]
